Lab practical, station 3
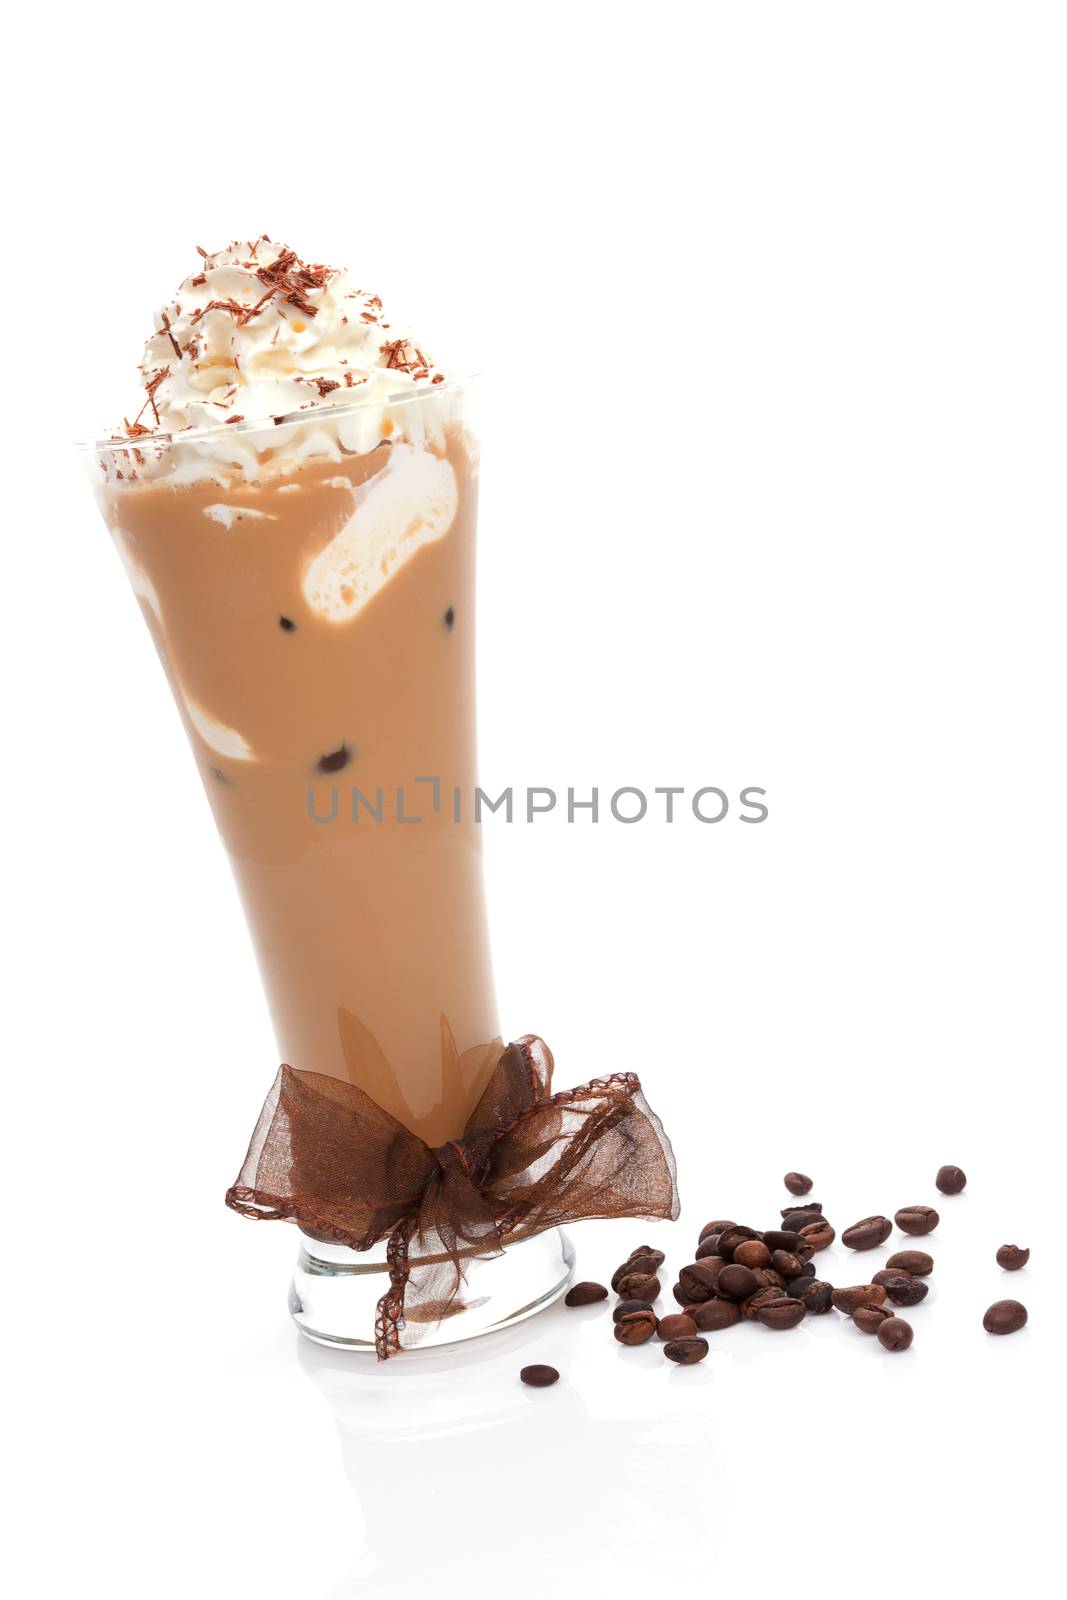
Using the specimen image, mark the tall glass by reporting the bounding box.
[82,384,572,1345]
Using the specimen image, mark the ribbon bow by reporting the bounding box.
[226,1035,679,1356]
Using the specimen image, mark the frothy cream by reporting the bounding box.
[104,237,459,484]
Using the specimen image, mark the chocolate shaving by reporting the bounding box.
[158,309,182,360]
[254,246,333,318]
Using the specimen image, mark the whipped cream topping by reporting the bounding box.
[134,237,444,435]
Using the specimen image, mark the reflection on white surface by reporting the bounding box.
[297,1311,715,1599]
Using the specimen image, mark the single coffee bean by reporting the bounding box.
[679,1258,724,1299]
[717,1225,763,1260]
[799,1220,835,1252]
[757,1297,807,1330]
[983,1300,1027,1335]
[689,1297,743,1331]
[752,1268,787,1290]
[614,1308,658,1345]
[784,1172,814,1195]
[613,1298,653,1322]
[886,1249,933,1277]
[564,1281,608,1307]
[699,1219,736,1241]
[678,1261,723,1303]
[615,1271,661,1301]
[657,1313,698,1341]
[623,1245,665,1269]
[872,1269,919,1293]
[717,1264,761,1301]
[696,1235,723,1260]
[935,1165,967,1195]
[842,1215,893,1251]
[664,1336,709,1365]
[742,1286,785,1320]
[782,1202,823,1219]
[763,1229,807,1253]
[884,1274,928,1307]
[996,1244,1029,1271]
[832,1284,887,1315]
[776,1211,824,1236]
[733,1239,772,1270]
[771,1249,804,1279]
[878,1317,914,1351]
[792,1279,835,1314]
[520,1364,559,1386]
[894,1205,939,1236]
[611,1252,663,1290]
[854,1304,895,1334]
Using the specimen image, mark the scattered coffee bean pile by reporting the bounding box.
[528,1164,1031,1383]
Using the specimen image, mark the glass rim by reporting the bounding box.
[75,370,480,454]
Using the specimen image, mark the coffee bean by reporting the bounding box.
[611,1250,664,1290]
[895,1205,939,1236]
[677,1261,723,1303]
[782,1202,823,1219]
[886,1249,933,1277]
[771,1249,804,1279]
[935,1165,967,1195]
[614,1270,661,1301]
[752,1268,788,1290]
[613,1299,653,1322]
[743,1287,786,1320]
[659,1331,710,1369]
[717,1225,763,1260]
[664,1336,709,1365]
[842,1215,893,1250]
[791,1279,834,1314]
[757,1297,807,1330]
[883,1273,928,1307]
[853,1304,895,1334]
[832,1284,887,1315]
[784,1172,813,1195]
[733,1240,772,1269]
[799,1220,835,1252]
[718,1264,761,1301]
[689,1297,743,1331]
[996,1244,1029,1271]
[777,1211,824,1235]
[614,1308,658,1345]
[699,1219,736,1241]
[763,1230,807,1253]
[564,1281,608,1307]
[983,1300,1027,1335]
[657,1313,698,1341]
[695,1235,723,1260]
[878,1317,914,1351]
[520,1364,559,1386]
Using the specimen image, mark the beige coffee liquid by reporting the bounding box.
[101,427,500,1145]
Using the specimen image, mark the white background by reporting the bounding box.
[3,3,1064,1597]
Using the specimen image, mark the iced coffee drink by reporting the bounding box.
[87,239,499,1146]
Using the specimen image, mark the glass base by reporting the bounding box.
[289,1227,575,1351]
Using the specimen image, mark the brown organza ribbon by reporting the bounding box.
[226,1035,679,1357]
